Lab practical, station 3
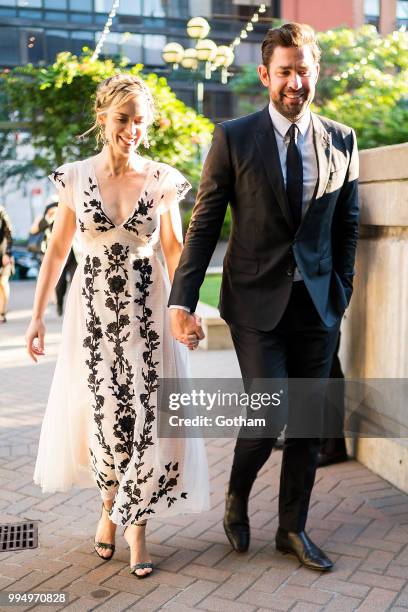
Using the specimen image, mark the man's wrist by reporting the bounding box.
[169,305,191,313]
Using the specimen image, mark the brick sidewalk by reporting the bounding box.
[0,281,407,611]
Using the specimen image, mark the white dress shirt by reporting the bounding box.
[268,102,318,280]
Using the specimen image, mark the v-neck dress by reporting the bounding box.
[33,157,210,524]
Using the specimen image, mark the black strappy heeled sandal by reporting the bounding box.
[94,503,116,561]
[124,521,153,579]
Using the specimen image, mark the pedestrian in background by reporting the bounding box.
[28,198,58,264]
[0,205,14,323]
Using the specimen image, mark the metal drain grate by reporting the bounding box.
[0,522,38,552]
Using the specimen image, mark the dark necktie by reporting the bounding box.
[286,124,303,229]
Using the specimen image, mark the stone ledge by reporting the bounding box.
[359,181,408,226]
[195,301,233,350]
[360,142,408,183]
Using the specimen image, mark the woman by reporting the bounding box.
[0,205,13,323]
[25,74,209,578]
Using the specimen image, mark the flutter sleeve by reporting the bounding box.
[48,163,75,211]
[158,167,191,243]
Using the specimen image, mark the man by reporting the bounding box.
[169,23,359,571]
[0,205,13,323]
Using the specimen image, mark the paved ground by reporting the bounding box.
[0,281,407,612]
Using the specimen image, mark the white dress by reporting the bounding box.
[34,157,210,525]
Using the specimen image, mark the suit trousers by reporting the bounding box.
[228,280,340,533]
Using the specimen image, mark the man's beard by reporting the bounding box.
[272,91,312,121]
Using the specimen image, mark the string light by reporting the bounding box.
[233,3,265,50]
[211,2,266,75]
[91,0,120,62]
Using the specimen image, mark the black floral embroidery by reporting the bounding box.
[116,257,187,524]
[153,169,160,181]
[78,218,86,233]
[83,177,115,232]
[176,180,190,201]
[122,192,154,235]
[103,243,135,475]
[52,170,65,188]
[82,255,118,492]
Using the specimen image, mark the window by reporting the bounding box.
[203,90,232,121]
[97,31,121,56]
[0,27,20,64]
[234,41,260,65]
[69,11,92,21]
[20,8,42,16]
[70,0,91,8]
[144,34,166,64]
[364,0,380,28]
[397,0,408,27]
[71,30,94,54]
[46,29,69,61]
[44,0,67,7]
[165,0,188,18]
[118,0,141,15]
[121,33,143,63]
[236,4,253,19]
[17,0,41,6]
[45,11,68,21]
[45,10,67,18]
[364,0,380,14]
[212,0,234,16]
[22,29,45,63]
[94,0,111,12]
[0,0,15,6]
[143,0,165,17]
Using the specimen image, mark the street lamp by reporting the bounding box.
[161,42,184,69]
[186,16,211,39]
[162,16,234,114]
[212,46,235,84]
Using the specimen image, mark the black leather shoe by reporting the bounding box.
[275,527,333,571]
[223,492,250,553]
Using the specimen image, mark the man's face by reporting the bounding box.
[258,45,320,121]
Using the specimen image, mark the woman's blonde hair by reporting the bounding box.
[80,73,155,146]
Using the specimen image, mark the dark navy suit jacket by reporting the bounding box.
[169,105,359,330]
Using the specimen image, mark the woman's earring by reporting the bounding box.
[142,134,150,149]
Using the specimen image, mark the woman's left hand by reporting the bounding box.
[186,332,200,351]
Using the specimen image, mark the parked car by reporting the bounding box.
[11,247,39,280]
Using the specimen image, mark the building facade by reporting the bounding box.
[1,0,405,124]
[281,0,408,35]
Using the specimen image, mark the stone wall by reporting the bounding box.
[340,142,408,493]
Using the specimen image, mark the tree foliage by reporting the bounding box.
[231,25,408,149]
[0,50,213,187]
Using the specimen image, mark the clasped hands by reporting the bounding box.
[170,308,205,351]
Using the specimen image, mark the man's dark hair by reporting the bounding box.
[261,22,321,68]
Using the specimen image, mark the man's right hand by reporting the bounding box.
[170,308,205,350]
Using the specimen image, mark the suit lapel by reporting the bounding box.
[312,113,332,200]
[255,106,295,230]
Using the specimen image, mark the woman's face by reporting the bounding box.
[100,96,150,157]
